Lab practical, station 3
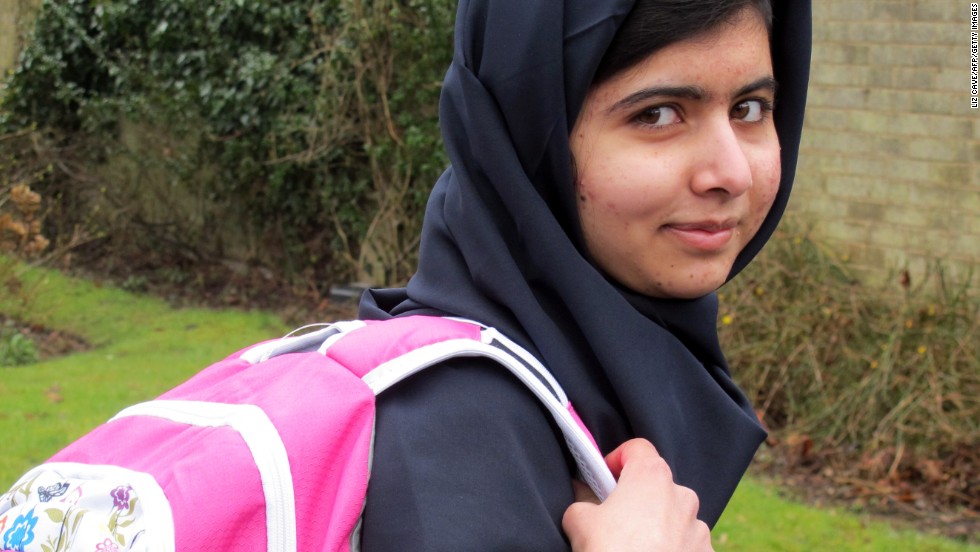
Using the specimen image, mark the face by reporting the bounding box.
[571,10,780,299]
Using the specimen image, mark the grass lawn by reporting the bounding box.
[0,265,286,479]
[715,478,976,551]
[1,265,976,550]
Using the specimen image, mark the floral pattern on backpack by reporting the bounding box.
[0,466,149,552]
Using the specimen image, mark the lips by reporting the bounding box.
[662,220,738,252]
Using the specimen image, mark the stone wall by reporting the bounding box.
[792,1,978,289]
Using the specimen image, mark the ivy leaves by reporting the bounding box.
[2,0,455,286]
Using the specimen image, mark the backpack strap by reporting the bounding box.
[322,316,617,501]
[238,320,367,364]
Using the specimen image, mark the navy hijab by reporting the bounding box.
[362,0,811,524]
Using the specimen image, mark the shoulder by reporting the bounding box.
[362,355,575,550]
[372,355,574,479]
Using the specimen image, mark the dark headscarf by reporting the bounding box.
[361,0,811,525]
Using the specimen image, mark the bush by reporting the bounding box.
[0,130,49,259]
[0,129,49,327]
[1,183,48,259]
[0,331,39,367]
[1,0,455,288]
[720,222,978,511]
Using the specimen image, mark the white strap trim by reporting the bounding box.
[240,320,367,363]
[112,400,297,552]
[436,319,570,405]
[360,337,616,501]
[11,462,176,552]
[480,327,568,404]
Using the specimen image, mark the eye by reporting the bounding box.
[634,105,682,127]
[731,99,772,122]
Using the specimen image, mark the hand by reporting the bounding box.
[562,438,713,552]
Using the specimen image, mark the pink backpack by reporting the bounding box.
[0,316,615,552]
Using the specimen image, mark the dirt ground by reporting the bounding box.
[752,436,978,542]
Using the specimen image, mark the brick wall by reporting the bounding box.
[792,1,979,290]
[0,0,38,74]
[0,0,21,73]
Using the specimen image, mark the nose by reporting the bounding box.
[690,121,753,197]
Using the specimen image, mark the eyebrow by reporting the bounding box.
[607,76,778,114]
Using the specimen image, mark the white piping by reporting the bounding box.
[112,400,296,552]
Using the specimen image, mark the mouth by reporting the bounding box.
[662,219,739,252]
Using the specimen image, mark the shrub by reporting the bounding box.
[0,331,39,367]
[1,0,455,288]
[720,222,978,511]
[1,183,48,258]
[0,131,49,259]
[0,129,49,325]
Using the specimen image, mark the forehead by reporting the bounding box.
[607,11,772,93]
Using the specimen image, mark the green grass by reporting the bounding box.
[1,265,976,550]
[716,478,977,551]
[0,264,286,480]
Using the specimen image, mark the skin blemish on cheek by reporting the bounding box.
[578,187,599,203]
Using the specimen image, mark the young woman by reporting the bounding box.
[358,0,811,549]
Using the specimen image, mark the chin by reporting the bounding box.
[631,281,721,300]
[611,260,734,300]
[664,286,720,300]
[634,271,729,300]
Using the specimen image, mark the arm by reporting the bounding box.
[563,439,714,552]
[361,356,577,551]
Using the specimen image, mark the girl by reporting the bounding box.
[358,0,811,549]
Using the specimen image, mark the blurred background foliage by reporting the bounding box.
[0,0,453,289]
[720,226,978,523]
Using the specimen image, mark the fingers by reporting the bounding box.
[561,499,596,548]
[613,440,704,527]
[563,482,607,551]
[604,437,660,479]
[564,438,715,552]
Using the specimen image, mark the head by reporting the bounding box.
[571,0,779,299]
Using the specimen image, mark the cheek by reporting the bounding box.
[577,166,629,222]
[750,154,782,222]
[575,176,603,236]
